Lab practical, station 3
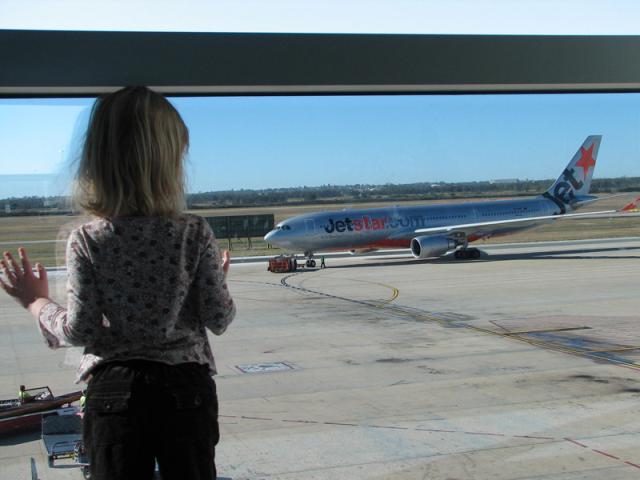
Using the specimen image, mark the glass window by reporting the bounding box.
[1,92,639,478]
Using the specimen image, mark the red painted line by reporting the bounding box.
[624,461,640,469]
[415,428,456,433]
[564,437,588,448]
[592,449,620,460]
[367,425,409,430]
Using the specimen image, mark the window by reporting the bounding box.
[1,91,639,478]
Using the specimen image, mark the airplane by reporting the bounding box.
[264,135,634,264]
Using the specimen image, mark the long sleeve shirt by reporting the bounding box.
[37,214,236,382]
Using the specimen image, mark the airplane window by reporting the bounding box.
[1,92,639,479]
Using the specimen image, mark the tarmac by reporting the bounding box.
[1,237,639,479]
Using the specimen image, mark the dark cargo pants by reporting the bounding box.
[83,360,219,480]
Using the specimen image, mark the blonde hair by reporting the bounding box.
[74,86,189,218]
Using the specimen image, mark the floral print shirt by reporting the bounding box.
[37,214,235,383]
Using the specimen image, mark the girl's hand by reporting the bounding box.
[221,250,230,276]
[0,248,49,310]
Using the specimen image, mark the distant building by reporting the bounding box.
[4,204,10,213]
[490,178,519,184]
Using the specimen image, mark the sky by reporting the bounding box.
[1,93,639,199]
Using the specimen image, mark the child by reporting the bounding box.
[0,86,235,480]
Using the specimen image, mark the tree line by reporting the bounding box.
[186,177,640,208]
[2,177,639,214]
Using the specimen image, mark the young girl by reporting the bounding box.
[0,86,235,480]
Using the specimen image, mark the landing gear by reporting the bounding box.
[303,251,316,268]
[454,248,481,260]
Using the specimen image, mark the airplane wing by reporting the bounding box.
[414,205,638,236]
[620,195,640,212]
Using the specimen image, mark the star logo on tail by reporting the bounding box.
[575,143,596,179]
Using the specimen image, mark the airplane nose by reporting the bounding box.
[264,230,276,242]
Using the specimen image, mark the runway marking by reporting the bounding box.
[587,345,640,353]
[240,416,273,421]
[502,326,591,335]
[564,437,588,448]
[469,325,640,372]
[368,425,410,430]
[279,272,399,310]
[373,285,399,306]
[464,431,506,437]
[591,449,620,460]
[276,270,640,372]
[220,414,640,472]
[562,438,640,471]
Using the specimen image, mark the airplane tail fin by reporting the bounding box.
[542,135,602,212]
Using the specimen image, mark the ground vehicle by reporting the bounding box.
[0,386,82,435]
[267,255,298,272]
[41,410,89,478]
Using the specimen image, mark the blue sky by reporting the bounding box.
[0,93,639,199]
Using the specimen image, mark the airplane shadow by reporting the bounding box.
[325,246,639,270]
[471,246,640,263]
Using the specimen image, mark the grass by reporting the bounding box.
[1,194,638,267]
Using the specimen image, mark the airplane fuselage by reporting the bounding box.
[266,196,559,253]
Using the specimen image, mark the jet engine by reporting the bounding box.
[410,235,458,259]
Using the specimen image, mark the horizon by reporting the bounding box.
[1,173,637,203]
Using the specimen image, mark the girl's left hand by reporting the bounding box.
[221,250,230,277]
[0,248,49,309]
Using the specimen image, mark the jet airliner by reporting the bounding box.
[264,136,631,262]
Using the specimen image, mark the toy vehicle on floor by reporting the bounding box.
[0,386,82,435]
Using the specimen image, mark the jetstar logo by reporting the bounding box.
[543,167,584,214]
[324,215,428,233]
[324,216,386,233]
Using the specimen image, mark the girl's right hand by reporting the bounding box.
[0,248,49,310]
[222,250,230,276]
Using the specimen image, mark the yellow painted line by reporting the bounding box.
[586,346,640,353]
[373,285,399,306]
[333,276,400,307]
[502,326,591,335]
[377,304,448,326]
